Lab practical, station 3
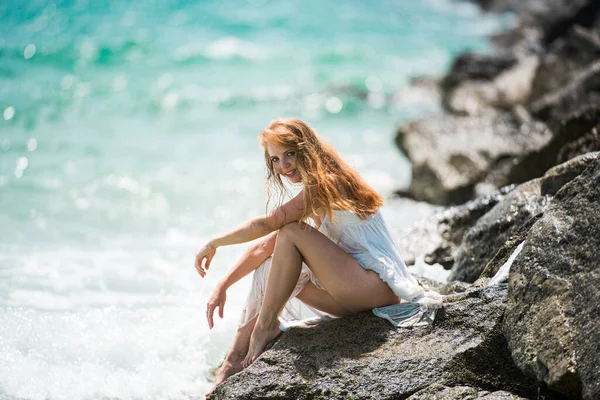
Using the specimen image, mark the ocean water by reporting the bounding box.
[0,1,510,398]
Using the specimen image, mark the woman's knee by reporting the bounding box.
[277,221,306,240]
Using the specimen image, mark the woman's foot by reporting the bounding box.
[206,357,244,398]
[242,321,282,368]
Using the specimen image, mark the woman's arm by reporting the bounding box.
[206,232,276,329]
[195,190,306,276]
[220,231,276,289]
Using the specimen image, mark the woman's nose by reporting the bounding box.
[282,159,290,168]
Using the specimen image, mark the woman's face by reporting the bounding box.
[266,142,301,184]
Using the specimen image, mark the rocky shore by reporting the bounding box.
[209,1,600,399]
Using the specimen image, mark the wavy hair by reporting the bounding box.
[259,118,383,223]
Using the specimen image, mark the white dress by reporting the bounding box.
[239,210,443,329]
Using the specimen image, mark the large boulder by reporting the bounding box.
[395,110,551,205]
[472,151,599,285]
[398,186,514,268]
[210,286,538,400]
[504,158,600,399]
[448,178,550,283]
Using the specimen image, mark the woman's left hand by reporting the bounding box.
[195,242,217,277]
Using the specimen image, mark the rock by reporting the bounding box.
[475,213,542,286]
[557,123,600,162]
[528,27,600,107]
[541,151,600,195]
[398,186,514,268]
[395,110,552,205]
[444,56,539,115]
[407,384,529,399]
[477,0,600,45]
[415,275,470,296]
[441,52,518,97]
[449,178,551,283]
[516,61,600,179]
[504,158,600,399]
[210,286,537,400]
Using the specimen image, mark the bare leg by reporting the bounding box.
[296,282,353,317]
[206,317,256,397]
[243,222,399,366]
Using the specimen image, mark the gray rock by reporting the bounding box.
[441,52,518,96]
[444,56,539,116]
[475,212,542,286]
[504,158,600,399]
[398,186,514,268]
[449,178,551,283]
[477,0,600,46]
[407,384,529,400]
[541,151,600,195]
[528,27,600,107]
[395,110,551,205]
[210,286,537,400]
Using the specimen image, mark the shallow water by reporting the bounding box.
[0,1,510,398]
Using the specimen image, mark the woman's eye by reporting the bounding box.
[287,151,295,157]
[271,158,278,163]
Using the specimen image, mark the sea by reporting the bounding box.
[0,1,511,398]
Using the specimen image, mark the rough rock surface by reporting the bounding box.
[210,286,537,400]
[504,159,600,399]
[395,111,551,205]
[407,384,529,400]
[448,178,550,283]
[541,151,600,195]
[398,186,514,268]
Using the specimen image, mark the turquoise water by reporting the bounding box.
[0,1,508,398]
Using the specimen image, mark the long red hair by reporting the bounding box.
[259,118,383,222]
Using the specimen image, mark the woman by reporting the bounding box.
[195,118,441,396]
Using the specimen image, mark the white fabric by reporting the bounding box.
[238,210,443,328]
[487,241,525,286]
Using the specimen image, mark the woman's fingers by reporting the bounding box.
[207,302,225,329]
[218,300,224,318]
[194,246,216,277]
[207,302,215,329]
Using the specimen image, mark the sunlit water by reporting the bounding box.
[0,0,510,398]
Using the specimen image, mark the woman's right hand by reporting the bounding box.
[195,241,217,278]
[206,284,226,329]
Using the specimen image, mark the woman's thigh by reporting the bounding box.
[296,282,353,317]
[279,222,399,312]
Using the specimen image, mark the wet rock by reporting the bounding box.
[210,286,537,400]
[504,158,600,399]
[541,151,600,195]
[395,110,551,205]
[398,186,514,268]
[448,178,551,283]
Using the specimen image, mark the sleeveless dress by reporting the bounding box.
[238,210,443,329]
